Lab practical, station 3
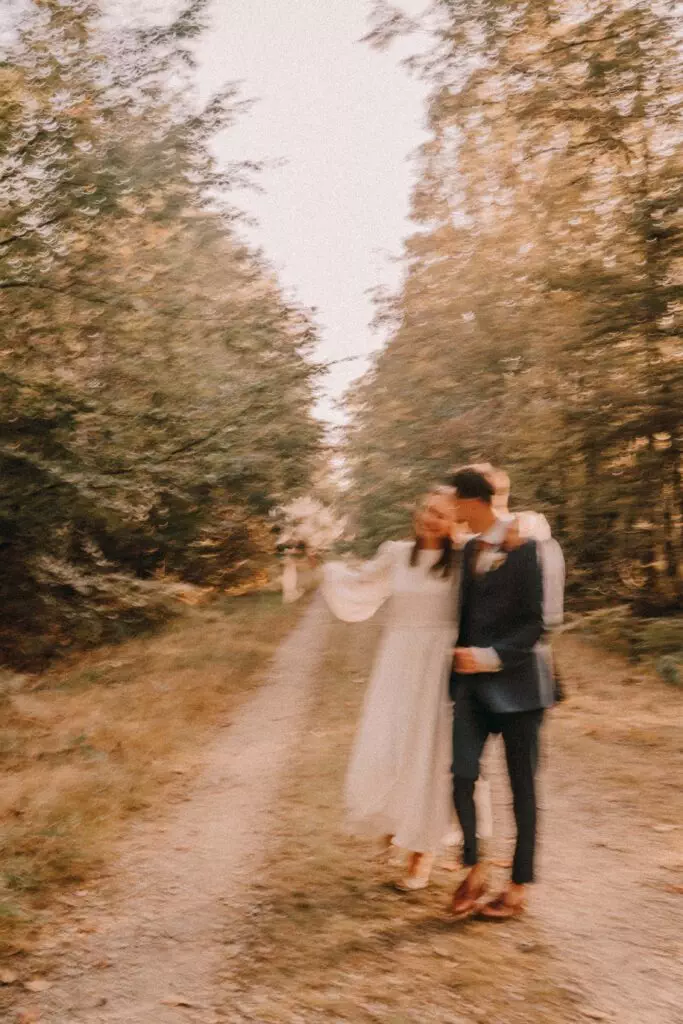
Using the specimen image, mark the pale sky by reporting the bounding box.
[0,0,430,424]
[194,0,430,422]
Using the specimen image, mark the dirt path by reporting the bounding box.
[27,597,331,1024]
[219,614,682,1024]
[487,730,683,1024]
[19,601,683,1024]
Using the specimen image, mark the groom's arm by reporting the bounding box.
[490,542,544,670]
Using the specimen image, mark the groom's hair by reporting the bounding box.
[470,462,510,496]
[449,467,495,504]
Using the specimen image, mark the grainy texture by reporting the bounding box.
[24,597,330,1023]
[11,601,683,1024]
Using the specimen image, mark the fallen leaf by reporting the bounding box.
[24,979,53,993]
[430,939,457,958]
[653,824,678,833]
[581,1010,610,1021]
[0,969,18,985]
[558,983,583,998]
[664,884,683,895]
[518,940,541,953]
[161,997,205,1009]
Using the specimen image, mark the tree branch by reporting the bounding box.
[0,212,68,250]
[0,279,235,324]
[545,33,622,55]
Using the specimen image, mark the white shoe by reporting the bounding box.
[395,874,430,891]
[395,852,433,891]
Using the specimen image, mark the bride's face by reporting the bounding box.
[417,492,454,540]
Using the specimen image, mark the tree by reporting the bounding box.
[0,0,322,666]
[348,0,683,607]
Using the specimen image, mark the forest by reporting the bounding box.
[0,0,322,667]
[0,5,681,1018]
[346,0,683,623]
[1,0,682,673]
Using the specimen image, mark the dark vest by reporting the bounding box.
[452,540,554,714]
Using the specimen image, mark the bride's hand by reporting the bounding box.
[451,523,471,549]
[501,518,523,551]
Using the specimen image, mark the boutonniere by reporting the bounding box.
[488,550,508,572]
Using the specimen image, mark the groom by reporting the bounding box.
[448,467,555,920]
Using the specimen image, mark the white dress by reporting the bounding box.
[281,555,302,604]
[323,541,490,853]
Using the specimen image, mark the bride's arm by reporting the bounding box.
[515,513,565,629]
[539,538,565,629]
[320,541,395,623]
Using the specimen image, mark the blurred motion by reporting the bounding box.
[348,1,683,633]
[0,0,322,668]
[1,2,682,1024]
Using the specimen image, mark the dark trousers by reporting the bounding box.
[452,705,544,885]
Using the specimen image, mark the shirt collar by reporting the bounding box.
[479,515,508,547]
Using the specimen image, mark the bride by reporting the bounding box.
[322,486,488,890]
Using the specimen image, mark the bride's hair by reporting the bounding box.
[410,486,456,578]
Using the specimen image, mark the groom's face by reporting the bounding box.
[454,496,481,530]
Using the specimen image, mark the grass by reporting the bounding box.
[572,609,683,685]
[0,591,306,961]
[553,632,683,825]
[219,614,580,1024]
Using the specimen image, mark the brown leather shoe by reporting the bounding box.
[450,872,489,920]
[476,893,527,921]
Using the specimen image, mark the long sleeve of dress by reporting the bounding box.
[321,541,395,623]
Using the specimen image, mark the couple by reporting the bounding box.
[322,464,564,919]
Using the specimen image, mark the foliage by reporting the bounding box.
[574,608,683,685]
[656,657,682,687]
[0,1,322,667]
[347,0,683,612]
